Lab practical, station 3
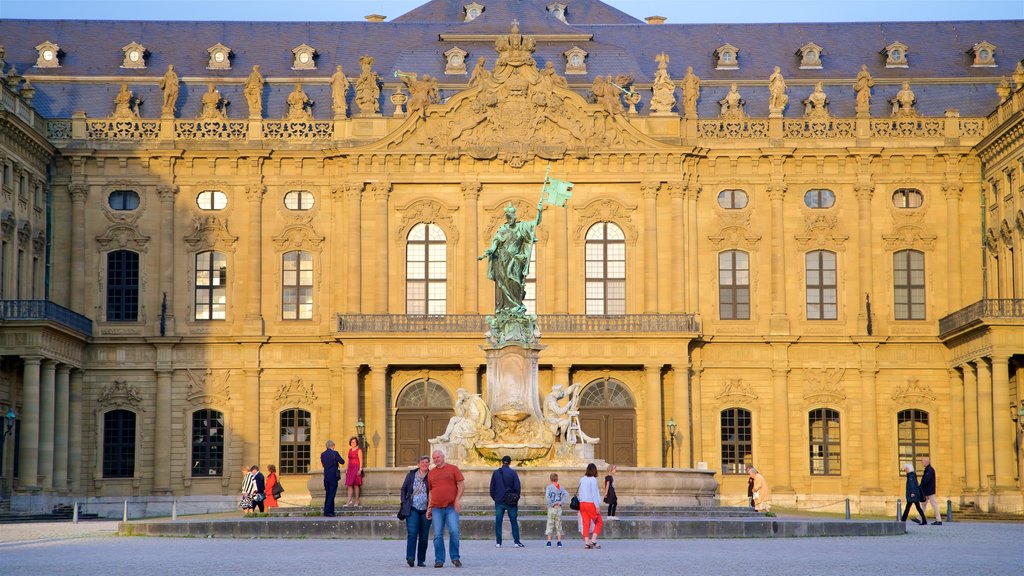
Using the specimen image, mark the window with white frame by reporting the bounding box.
[806,250,837,320]
[194,251,227,320]
[585,222,626,315]
[282,250,313,320]
[406,223,447,315]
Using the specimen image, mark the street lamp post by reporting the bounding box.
[355,418,369,465]
[1,408,15,443]
[666,417,677,468]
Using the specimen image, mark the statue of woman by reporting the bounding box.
[285,83,312,120]
[199,83,226,120]
[112,83,137,119]
[330,64,350,118]
[432,388,492,443]
[478,203,544,315]
[681,66,700,116]
[768,65,788,111]
[243,65,264,118]
[159,64,179,117]
[355,55,381,115]
[853,64,874,114]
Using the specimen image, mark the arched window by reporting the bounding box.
[279,408,311,474]
[803,189,835,209]
[406,223,447,315]
[282,251,313,320]
[103,409,136,478]
[196,190,228,210]
[721,408,752,474]
[717,189,748,209]
[106,250,139,321]
[585,222,626,315]
[108,189,140,211]
[283,190,315,211]
[809,408,841,475]
[806,250,837,320]
[191,409,225,476]
[892,188,923,209]
[194,251,227,320]
[719,250,750,320]
[893,250,925,320]
[897,409,929,472]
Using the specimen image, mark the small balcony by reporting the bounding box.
[938,299,1024,338]
[0,300,93,337]
[337,313,700,335]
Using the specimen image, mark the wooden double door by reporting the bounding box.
[394,409,453,467]
[579,409,637,466]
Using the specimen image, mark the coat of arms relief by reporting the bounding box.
[382,22,655,168]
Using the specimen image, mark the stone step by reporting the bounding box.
[952,513,1024,523]
[0,512,103,524]
[268,505,765,519]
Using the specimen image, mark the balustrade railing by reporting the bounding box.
[938,299,1024,336]
[337,313,699,334]
[0,300,93,337]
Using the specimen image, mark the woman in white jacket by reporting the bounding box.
[577,462,604,549]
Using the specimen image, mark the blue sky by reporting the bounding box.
[1,0,1021,22]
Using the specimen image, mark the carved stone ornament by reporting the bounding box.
[272,223,325,252]
[444,46,469,75]
[714,378,758,401]
[798,42,823,69]
[34,41,60,68]
[547,3,568,23]
[464,2,484,22]
[121,42,146,69]
[883,41,909,68]
[794,213,849,251]
[890,378,935,402]
[969,41,997,67]
[207,43,232,70]
[275,376,317,406]
[802,368,846,403]
[0,210,15,238]
[649,52,676,115]
[16,220,30,246]
[882,207,937,251]
[98,380,144,409]
[185,215,238,252]
[715,44,739,70]
[371,23,668,169]
[564,46,587,74]
[572,198,638,242]
[292,43,317,70]
[719,84,745,120]
[186,368,231,406]
[484,198,547,243]
[96,224,151,252]
[707,207,761,250]
[396,198,460,243]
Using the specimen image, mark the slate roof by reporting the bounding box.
[0,0,1020,119]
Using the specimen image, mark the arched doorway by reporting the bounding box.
[578,378,637,466]
[394,379,454,466]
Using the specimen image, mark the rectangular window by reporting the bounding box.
[893,250,925,320]
[106,251,140,321]
[806,251,837,320]
[809,408,841,475]
[103,410,136,478]
[897,409,929,474]
[719,251,750,320]
[279,409,311,474]
[282,251,314,320]
[720,408,753,474]
[195,252,227,320]
[191,409,225,476]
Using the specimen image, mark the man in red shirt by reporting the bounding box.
[426,450,464,568]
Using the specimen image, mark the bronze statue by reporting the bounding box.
[479,202,544,314]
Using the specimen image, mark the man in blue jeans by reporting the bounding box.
[489,455,524,548]
[426,450,464,568]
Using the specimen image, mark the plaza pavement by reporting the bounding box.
[2,519,1021,575]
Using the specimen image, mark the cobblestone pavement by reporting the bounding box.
[2,521,1022,575]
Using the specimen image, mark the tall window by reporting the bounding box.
[191,409,225,476]
[524,245,537,315]
[719,250,750,320]
[406,223,447,315]
[897,409,929,472]
[194,251,227,320]
[585,222,626,315]
[103,409,136,478]
[282,251,313,320]
[721,408,752,474]
[806,250,837,320]
[279,408,311,474]
[809,408,841,475]
[106,250,139,321]
[893,250,925,320]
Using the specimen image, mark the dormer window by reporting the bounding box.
[882,41,908,68]
[547,3,567,23]
[715,44,739,70]
[444,46,469,75]
[292,44,317,70]
[121,42,146,69]
[207,43,232,70]
[34,41,61,68]
[797,42,823,69]
[969,41,997,67]
[464,2,484,22]
[564,46,587,75]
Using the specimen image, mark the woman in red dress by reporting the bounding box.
[264,464,280,508]
[344,436,363,507]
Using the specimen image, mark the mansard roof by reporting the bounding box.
[392,0,642,26]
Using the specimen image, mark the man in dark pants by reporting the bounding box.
[745,465,755,508]
[250,465,266,513]
[320,440,345,517]
[489,455,524,548]
[919,457,942,525]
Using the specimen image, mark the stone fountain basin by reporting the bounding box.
[476,443,550,462]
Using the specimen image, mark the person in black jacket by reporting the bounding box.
[320,440,345,517]
[400,455,431,567]
[919,457,942,525]
[900,463,927,525]
[489,455,523,548]
[249,465,266,513]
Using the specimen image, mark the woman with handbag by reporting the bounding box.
[265,464,281,508]
[577,462,604,549]
[400,455,431,567]
[239,465,255,515]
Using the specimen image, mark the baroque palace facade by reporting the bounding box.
[0,0,1023,514]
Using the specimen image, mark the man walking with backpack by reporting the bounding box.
[490,455,524,548]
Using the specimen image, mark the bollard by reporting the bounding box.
[122,500,128,523]
[172,499,177,521]
[946,498,953,523]
[896,498,902,521]
[72,500,79,524]
[845,498,851,520]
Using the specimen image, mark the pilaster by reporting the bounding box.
[989,355,1015,489]
[641,181,660,313]
[153,368,172,494]
[18,356,41,492]
[976,359,994,490]
[963,362,980,491]
[369,364,388,467]
[667,182,685,313]
[53,365,70,492]
[644,365,663,467]
[68,184,87,313]
[156,184,178,336]
[767,183,789,334]
[38,359,56,491]
[243,183,265,335]
[371,182,391,313]
[943,181,964,309]
[68,369,83,492]
[345,183,363,312]
[462,181,481,314]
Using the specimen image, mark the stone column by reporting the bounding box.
[857,342,881,493]
[242,368,261,469]
[553,365,570,389]
[767,185,789,334]
[949,368,966,493]
[329,368,344,445]
[153,369,172,494]
[156,185,178,335]
[854,182,875,334]
[462,365,479,397]
[644,365,663,467]
[38,360,56,491]
[668,183,685,313]
[68,369,83,492]
[68,184,88,313]
[990,354,1015,489]
[243,183,265,335]
[641,182,660,313]
[342,366,360,445]
[462,182,481,314]
[671,361,690,468]
[330,187,347,316]
[553,187,569,315]
[345,183,363,312]
[976,359,994,490]
[943,182,964,308]
[53,365,70,492]
[17,357,41,491]
[686,185,700,315]
[963,362,980,491]
[690,350,704,466]
[369,364,388,467]
[371,183,391,313]
[770,350,793,491]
